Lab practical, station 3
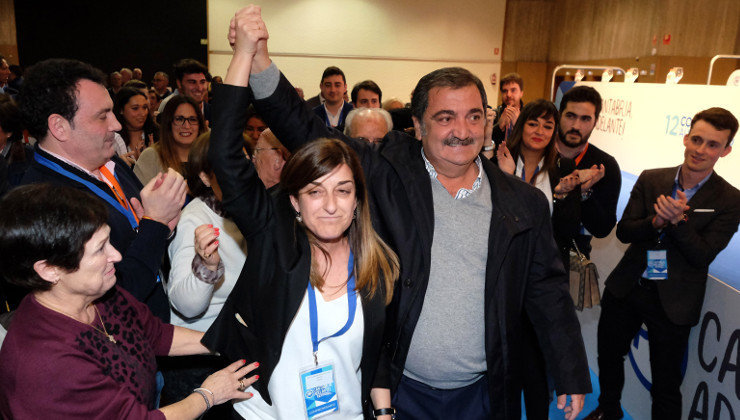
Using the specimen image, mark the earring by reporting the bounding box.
[296,212,302,223]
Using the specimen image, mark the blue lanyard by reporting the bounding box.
[307,249,357,365]
[34,153,139,230]
[323,104,347,128]
[521,165,540,184]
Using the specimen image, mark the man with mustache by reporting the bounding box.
[556,86,621,257]
[15,58,187,321]
[584,107,740,420]
[227,7,590,419]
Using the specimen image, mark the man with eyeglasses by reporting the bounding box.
[16,58,187,322]
[158,59,212,125]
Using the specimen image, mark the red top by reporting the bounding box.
[0,287,174,419]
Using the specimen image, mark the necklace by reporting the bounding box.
[91,304,117,344]
[35,296,117,344]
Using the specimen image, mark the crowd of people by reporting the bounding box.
[0,5,739,420]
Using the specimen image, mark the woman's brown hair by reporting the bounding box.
[280,138,399,304]
[156,95,207,175]
[505,99,561,185]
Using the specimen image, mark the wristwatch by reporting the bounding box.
[374,407,397,419]
[482,143,494,151]
[580,188,592,201]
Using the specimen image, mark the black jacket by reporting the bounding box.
[19,147,170,321]
[249,74,591,419]
[202,85,390,417]
[574,143,621,256]
[607,167,740,326]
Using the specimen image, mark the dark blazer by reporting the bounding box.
[249,74,591,419]
[313,101,354,132]
[607,167,740,326]
[19,147,171,320]
[304,93,322,111]
[202,86,389,418]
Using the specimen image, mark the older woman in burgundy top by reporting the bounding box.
[0,184,258,419]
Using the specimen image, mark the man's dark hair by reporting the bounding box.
[410,67,487,123]
[500,73,523,92]
[559,85,602,121]
[0,184,108,292]
[123,79,147,91]
[0,94,23,143]
[351,80,382,104]
[691,107,739,147]
[321,66,346,84]
[19,58,106,140]
[172,58,209,83]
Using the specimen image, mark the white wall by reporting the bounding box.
[207,0,506,105]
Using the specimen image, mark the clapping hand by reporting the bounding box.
[577,164,605,191]
[496,142,515,175]
[554,173,580,195]
[653,189,689,228]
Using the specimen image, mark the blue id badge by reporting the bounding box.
[646,250,668,279]
[300,362,339,419]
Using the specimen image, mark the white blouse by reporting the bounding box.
[234,289,364,420]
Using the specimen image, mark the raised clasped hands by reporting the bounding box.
[228,5,269,58]
[653,189,689,228]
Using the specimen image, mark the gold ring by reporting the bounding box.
[239,379,246,391]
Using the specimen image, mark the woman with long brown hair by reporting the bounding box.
[201,16,399,419]
[134,95,206,185]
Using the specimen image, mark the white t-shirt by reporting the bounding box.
[234,289,364,420]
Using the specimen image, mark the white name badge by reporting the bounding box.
[646,250,668,280]
[300,362,339,419]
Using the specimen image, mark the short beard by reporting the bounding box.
[559,128,590,148]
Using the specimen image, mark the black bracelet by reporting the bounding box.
[374,407,397,418]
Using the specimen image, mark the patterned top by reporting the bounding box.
[0,287,174,419]
[421,148,483,200]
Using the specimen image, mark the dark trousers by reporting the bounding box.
[392,375,491,420]
[596,284,690,420]
[521,312,551,420]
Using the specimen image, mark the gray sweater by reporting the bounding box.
[403,171,492,389]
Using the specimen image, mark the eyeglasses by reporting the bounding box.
[173,116,199,126]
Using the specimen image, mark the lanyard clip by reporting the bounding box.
[313,352,318,366]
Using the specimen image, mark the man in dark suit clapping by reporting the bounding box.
[585,107,740,420]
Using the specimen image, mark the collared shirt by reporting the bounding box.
[421,147,483,200]
[322,102,346,127]
[673,165,712,202]
[38,144,116,188]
